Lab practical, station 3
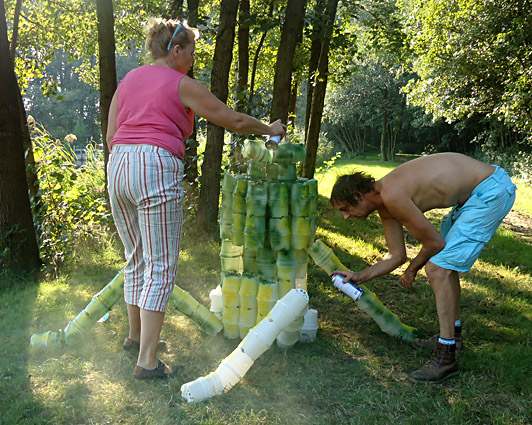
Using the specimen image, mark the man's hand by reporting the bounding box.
[331,270,364,286]
[399,269,417,290]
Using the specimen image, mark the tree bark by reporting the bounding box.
[302,0,338,179]
[270,0,306,123]
[184,0,200,187]
[0,0,41,273]
[380,87,388,161]
[9,0,40,214]
[235,0,250,114]
[304,0,326,137]
[288,71,301,120]
[229,0,250,173]
[96,0,117,188]
[9,0,22,61]
[248,1,274,108]
[197,0,239,235]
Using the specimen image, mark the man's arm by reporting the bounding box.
[334,211,407,285]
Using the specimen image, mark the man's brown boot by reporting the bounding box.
[409,342,459,383]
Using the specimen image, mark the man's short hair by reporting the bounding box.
[330,171,375,206]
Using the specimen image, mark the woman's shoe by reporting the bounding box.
[133,360,182,379]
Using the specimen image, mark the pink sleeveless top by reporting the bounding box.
[111,65,194,159]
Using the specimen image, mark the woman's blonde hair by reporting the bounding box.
[145,18,199,61]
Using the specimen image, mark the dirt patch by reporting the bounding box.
[502,210,532,244]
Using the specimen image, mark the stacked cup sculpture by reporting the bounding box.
[217,140,317,347]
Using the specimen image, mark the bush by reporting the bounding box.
[31,125,111,276]
[475,148,532,184]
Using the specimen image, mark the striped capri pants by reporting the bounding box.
[107,144,184,312]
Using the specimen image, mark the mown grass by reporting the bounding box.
[1,156,531,425]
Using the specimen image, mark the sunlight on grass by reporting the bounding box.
[316,157,401,198]
[317,227,385,262]
[514,180,532,216]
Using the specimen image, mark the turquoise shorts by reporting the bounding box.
[429,166,516,272]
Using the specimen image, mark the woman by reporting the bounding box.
[106,18,286,379]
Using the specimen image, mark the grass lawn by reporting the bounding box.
[1,156,531,425]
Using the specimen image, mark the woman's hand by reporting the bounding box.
[268,119,287,138]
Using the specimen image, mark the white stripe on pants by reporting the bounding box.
[108,144,184,312]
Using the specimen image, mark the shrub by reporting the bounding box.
[31,125,111,276]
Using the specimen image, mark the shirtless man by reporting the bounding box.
[330,153,516,383]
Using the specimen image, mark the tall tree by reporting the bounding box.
[183,0,201,188]
[302,0,338,178]
[96,0,117,180]
[270,0,306,123]
[379,86,388,161]
[235,0,250,114]
[402,0,532,145]
[229,0,250,172]
[0,0,40,274]
[304,0,326,137]
[197,0,239,234]
[248,1,275,108]
[8,0,41,210]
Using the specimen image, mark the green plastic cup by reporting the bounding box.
[273,143,306,164]
[247,161,267,179]
[268,182,289,218]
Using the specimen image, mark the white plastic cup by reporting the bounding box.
[266,299,295,329]
[299,325,318,343]
[181,376,214,403]
[206,372,224,395]
[252,317,281,346]
[304,308,318,326]
[276,329,300,348]
[298,308,319,343]
[284,315,305,332]
[221,350,254,379]
[215,363,242,392]
[238,330,270,360]
[274,288,309,316]
[209,285,223,316]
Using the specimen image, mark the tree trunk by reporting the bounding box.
[270,0,306,123]
[197,0,239,235]
[248,1,274,108]
[9,0,22,61]
[96,0,117,190]
[302,0,338,179]
[304,0,326,137]
[169,0,185,19]
[0,0,41,274]
[380,87,388,161]
[184,0,200,187]
[9,0,40,214]
[229,0,250,173]
[235,0,250,113]
[288,70,301,121]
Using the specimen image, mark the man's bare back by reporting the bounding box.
[376,153,496,212]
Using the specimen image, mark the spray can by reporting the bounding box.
[265,135,281,151]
